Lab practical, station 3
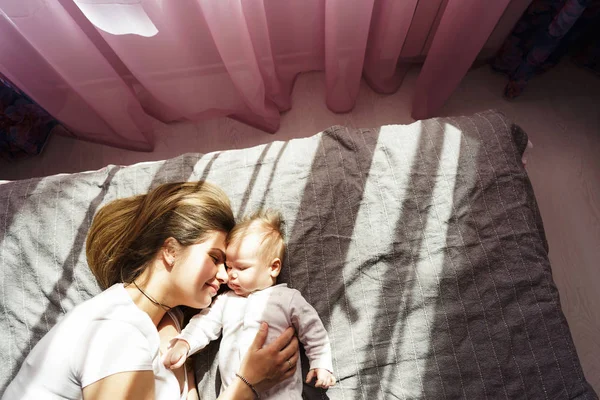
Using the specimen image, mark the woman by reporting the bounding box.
[3,181,299,400]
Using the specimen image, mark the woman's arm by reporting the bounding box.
[82,371,155,400]
[77,320,158,400]
[217,378,260,400]
[217,323,299,399]
[186,364,199,400]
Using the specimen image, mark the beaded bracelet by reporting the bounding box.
[235,373,260,399]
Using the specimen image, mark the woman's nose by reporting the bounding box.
[216,264,228,283]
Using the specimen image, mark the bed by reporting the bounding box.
[0,110,596,399]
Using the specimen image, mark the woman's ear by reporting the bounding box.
[269,258,281,278]
[161,237,179,269]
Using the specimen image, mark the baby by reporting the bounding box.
[164,210,335,398]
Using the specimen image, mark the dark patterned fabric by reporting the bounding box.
[0,111,597,399]
[0,74,62,160]
[492,0,600,98]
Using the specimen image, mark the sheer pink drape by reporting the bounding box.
[0,0,528,151]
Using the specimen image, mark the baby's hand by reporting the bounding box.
[163,339,190,370]
[305,368,336,388]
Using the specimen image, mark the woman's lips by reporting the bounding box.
[206,283,219,295]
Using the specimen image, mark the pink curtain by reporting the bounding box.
[0,0,527,151]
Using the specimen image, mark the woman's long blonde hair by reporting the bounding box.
[86,181,235,290]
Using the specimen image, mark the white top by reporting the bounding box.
[177,283,333,399]
[3,284,187,400]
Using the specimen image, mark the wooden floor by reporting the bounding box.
[2,61,599,393]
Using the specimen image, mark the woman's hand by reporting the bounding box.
[238,322,299,393]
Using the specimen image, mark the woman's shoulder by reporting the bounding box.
[69,284,157,340]
[72,284,133,318]
[166,307,184,329]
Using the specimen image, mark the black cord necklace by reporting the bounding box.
[132,280,172,311]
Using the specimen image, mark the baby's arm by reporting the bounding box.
[164,338,191,369]
[289,291,336,388]
[163,294,227,369]
[306,368,336,388]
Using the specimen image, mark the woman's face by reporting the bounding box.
[172,231,228,308]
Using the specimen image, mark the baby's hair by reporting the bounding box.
[227,209,285,264]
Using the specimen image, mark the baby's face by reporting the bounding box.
[225,232,275,297]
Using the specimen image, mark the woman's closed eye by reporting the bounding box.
[209,252,225,265]
[209,248,226,265]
